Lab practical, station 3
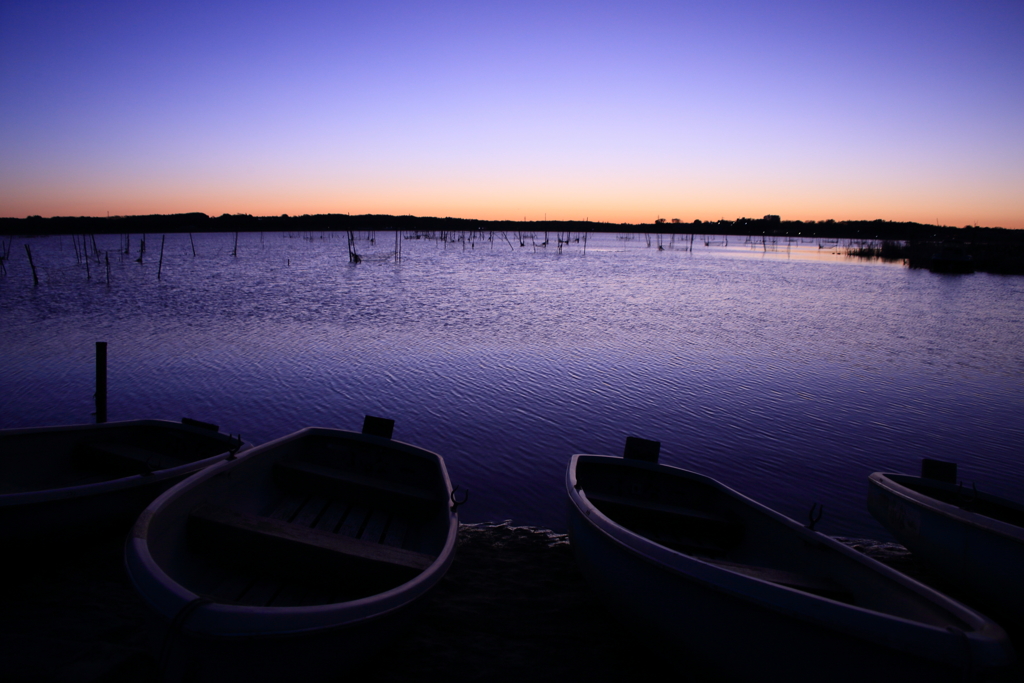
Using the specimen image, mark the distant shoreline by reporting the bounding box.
[3,215,1023,275]
[2,212,1022,245]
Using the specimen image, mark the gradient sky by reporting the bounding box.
[2,1,1022,227]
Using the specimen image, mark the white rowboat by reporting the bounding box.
[126,422,458,682]
[868,466,1024,625]
[567,452,1015,682]
[0,418,247,543]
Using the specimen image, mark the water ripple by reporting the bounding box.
[2,232,1022,535]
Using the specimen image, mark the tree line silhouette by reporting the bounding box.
[3,212,1021,247]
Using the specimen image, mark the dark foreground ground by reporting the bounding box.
[0,523,1018,683]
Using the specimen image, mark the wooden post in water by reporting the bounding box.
[233,232,239,257]
[105,252,111,286]
[347,231,361,263]
[189,232,196,257]
[158,235,166,280]
[95,342,107,424]
[25,244,39,285]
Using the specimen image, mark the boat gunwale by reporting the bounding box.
[567,454,1012,667]
[126,426,459,638]
[0,419,249,506]
[869,472,1024,542]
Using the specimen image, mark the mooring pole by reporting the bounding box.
[96,342,107,423]
[158,234,166,280]
[25,244,39,286]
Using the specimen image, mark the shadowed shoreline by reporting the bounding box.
[4,522,1010,683]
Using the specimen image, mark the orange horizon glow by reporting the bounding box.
[2,3,1022,231]
[3,195,1020,231]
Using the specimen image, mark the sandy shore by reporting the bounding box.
[0,523,1014,682]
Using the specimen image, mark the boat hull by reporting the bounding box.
[0,420,247,543]
[568,455,1014,682]
[868,472,1024,623]
[126,426,458,683]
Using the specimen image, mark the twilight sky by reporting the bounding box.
[2,1,1022,227]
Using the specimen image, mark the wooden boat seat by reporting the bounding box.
[188,503,435,586]
[273,459,444,516]
[74,441,185,474]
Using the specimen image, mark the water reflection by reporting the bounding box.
[1,232,1022,538]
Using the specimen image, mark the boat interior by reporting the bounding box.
[576,457,972,627]
[162,435,451,608]
[577,457,747,558]
[896,476,1024,528]
[0,425,236,493]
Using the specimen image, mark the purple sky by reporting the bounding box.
[2,1,1022,227]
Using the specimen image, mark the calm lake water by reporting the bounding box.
[2,231,1022,538]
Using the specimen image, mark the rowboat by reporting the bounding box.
[868,460,1024,625]
[567,445,1015,682]
[0,418,247,543]
[125,419,459,683]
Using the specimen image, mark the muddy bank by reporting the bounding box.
[0,523,1009,682]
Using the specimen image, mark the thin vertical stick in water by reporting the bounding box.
[347,231,361,263]
[233,232,239,257]
[158,235,166,280]
[25,244,39,285]
[95,342,107,424]
[189,233,196,257]
[105,252,110,286]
